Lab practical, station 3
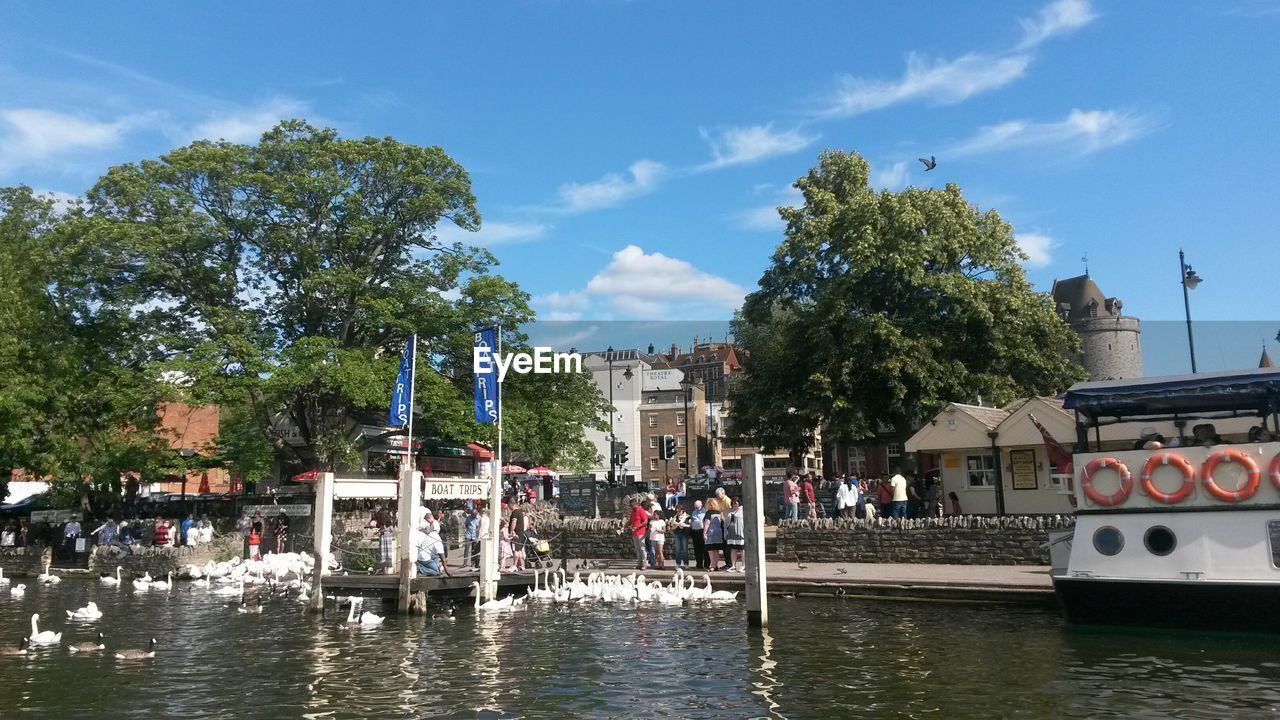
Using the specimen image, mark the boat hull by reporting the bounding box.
[1054,576,1280,632]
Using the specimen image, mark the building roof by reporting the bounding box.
[1262,346,1275,369]
[948,403,1012,430]
[650,343,741,370]
[1063,367,1280,418]
[1050,274,1125,322]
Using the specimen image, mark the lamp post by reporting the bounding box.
[1179,249,1203,373]
[680,379,693,478]
[606,346,615,483]
[178,448,196,511]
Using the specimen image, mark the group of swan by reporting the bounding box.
[471,568,739,611]
[16,613,154,658]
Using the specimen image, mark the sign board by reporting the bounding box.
[1010,449,1038,490]
[30,509,75,523]
[242,504,313,517]
[422,477,490,500]
[75,538,87,553]
[643,368,685,391]
[558,475,597,516]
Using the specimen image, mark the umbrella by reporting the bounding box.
[197,472,211,494]
[292,470,320,482]
[526,466,557,477]
[501,465,527,474]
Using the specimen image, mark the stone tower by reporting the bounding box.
[1051,274,1143,381]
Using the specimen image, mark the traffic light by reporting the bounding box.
[660,434,677,460]
[618,442,629,467]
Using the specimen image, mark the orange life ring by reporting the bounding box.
[1081,457,1132,506]
[1139,452,1196,504]
[1201,448,1261,502]
[1270,452,1280,490]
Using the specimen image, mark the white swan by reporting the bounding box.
[36,561,60,585]
[192,575,210,588]
[358,610,385,626]
[471,581,517,611]
[0,567,9,585]
[528,569,555,601]
[211,578,245,597]
[149,572,172,592]
[66,602,103,620]
[132,572,153,592]
[29,614,61,645]
[114,638,156,659]
[100,567,121,587]
[9,583,25,597]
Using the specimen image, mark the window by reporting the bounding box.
[678,461,687,470]
[649,459,658,471]
[648,436,658,449]
[648,415,657,427]
[886,442,902,469]
[677,435,685,447]
[1144,526,1176,556]
[966,455,996,487]
[764,458,789,470]
[1093,526,1124,556]
[676,412,685,426]
[1269,521,1280,569]
[1050,459,1073,492]
[847,446,867,476]
[646,396,657,404]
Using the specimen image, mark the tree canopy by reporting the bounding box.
[0,121,606,506]
[730,150,1085,454]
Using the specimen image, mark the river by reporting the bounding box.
[1,577,1279,718]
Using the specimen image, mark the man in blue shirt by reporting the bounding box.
[464,506,481,570]
[180,514,194,547]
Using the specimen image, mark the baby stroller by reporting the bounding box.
[523,529,555,569]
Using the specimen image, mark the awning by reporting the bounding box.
[1064,367,1280,419]
[467,443,494,459]
[292,470,319,483]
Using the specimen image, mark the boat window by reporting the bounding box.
[1093,526,1124,556]
[1144,526,1177,556]
[1269,521,1280,569]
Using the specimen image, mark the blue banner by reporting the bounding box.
[473,326,500,424]
[388,335,415,427]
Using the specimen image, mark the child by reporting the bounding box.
[648,509,667,570]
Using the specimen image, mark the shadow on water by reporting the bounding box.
[2,579,1280,718]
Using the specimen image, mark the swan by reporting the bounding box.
[36,561,60,585]
[529,569,555,601]
[132,573,153,592]
[359,610,385,626]
[66,602,103,620]
[9,584,25,597]
[0,638,28,656]
[28,614,61,645]
[0,567,9,585]
[212,578,245,597]
[185,564,204,580]
[99,567,121,587]
[68,632,106,653]
[149,572,172,591]
[114,638,157,659]
[471,582,516,611]
[192,575,210,588]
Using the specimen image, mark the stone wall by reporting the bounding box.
[774,515,1073,565]
[87,533,245,577]
[0,546,50,577]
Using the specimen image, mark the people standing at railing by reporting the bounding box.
[625,497,649,571]
[464,505,481,571]
[782,475,801,521]
[704,507,726,571]
[724,498,745,572]
[802,474,817,519]
[689,500,708,569]
[669,504,691,569]
[835,477,858,519]
[648,509,667,570]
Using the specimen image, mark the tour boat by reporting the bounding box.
[1052,367,1280,632]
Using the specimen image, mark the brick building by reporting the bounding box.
[638,383,707,483]
[649,341,741,404]
[156,402,229,494]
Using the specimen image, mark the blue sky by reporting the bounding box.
[1,1,1277,367]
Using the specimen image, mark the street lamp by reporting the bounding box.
[1179,249,1204,373]
[604,347,633,484]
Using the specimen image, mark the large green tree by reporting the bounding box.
[731,150,1085,452]
[69,120,602,474]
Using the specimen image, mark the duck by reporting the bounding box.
[114,638,157,660]
[68,632,106,653]
[28,614,61,645]
[149,572,172,592]
[36,561,60,585]
[9,584,25,597]
[66,602,103,620]
[0,638,28,656]
[0,567,9,586]
[100,567,122,586]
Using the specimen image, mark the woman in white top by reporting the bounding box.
[648,510,667,570]
[185,523,200,547]
[724,499,746,572]
[197,520,213,544]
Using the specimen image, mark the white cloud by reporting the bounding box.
[0,109,141,172]
[1018,0,1098,49]
[697,124,817,170]
[1016,233,1055,267]
[534,291,590,322]
[818,52,1031,118]
[188,98,308,144]
[583,245,746,318]
[871,161,910,191]
[435,220,549,247]
[554,160,666,213]
[949,109,1156,157]
[734,186,804,233]
[34,189,82,215]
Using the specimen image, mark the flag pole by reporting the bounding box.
[406,333,417,473]
[487,324,503,601]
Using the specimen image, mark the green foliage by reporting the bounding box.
[731,150,1086,451]
[501,368,610,472]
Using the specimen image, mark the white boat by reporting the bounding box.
[1054,367,1280,631]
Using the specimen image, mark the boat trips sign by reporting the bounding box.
[422,477,490,500]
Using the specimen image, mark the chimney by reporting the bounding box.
[670,343,679,360]
[569,347,578,355]
[647,343,655,354]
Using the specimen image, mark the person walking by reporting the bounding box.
[689,500,708,569]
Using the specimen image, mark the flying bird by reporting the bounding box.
[918,156,937,171]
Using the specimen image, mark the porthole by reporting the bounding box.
[1093,526,1124,556]
[1144,526,1177,556]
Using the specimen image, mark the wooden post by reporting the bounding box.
[308,472,334,613]
[397,468,421,613]
[742,453,768,628]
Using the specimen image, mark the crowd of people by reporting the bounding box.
[0,513,224,559]
[624,486,746,573]
[782,469,956,520]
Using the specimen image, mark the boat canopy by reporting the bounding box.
[1064,367,1280,421]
